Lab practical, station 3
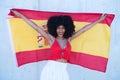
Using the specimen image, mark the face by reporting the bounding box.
[56,25,65,38]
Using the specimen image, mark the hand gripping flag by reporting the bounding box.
[8,8,114,72]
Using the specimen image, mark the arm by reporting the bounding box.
[11,10,50,41]
[70,14,106,41]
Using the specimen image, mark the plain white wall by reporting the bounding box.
[0,0,120,80]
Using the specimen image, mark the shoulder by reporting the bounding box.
[48,34,54,41]
[48,34,55,46]
[67,37,72,42]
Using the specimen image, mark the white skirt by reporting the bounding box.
[40,60,69,80]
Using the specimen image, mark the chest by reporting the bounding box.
[56,39,67,49]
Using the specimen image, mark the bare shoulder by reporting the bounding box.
[67,37,72,42]
[47,34,55,46]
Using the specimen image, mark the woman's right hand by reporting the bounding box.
[11,10,22,17]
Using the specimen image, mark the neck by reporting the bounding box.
[57,37,64,40]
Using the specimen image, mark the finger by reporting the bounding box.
[101,13,107,17]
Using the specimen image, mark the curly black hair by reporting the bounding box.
[47,15,75,39]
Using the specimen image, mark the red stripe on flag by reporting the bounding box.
[16,49,107,72]
[16,49,51,66]
[9,8,115,26]
[69,52,108,72]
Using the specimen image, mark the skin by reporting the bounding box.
[56,25,67,62]
[56,25,65,38]
[11,10,106,63]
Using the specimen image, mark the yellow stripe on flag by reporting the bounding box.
[9,18,110,58]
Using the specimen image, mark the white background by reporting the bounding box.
[0,0,120,80]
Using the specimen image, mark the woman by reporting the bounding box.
[11,10,106,80]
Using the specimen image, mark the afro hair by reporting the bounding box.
[47,15,75,39]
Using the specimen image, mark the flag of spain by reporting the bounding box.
[8,8,114,72]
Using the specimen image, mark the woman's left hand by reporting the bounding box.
[99,14,107,21]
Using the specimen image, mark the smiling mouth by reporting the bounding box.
[58,32,63,35]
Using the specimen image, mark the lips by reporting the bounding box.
[58,32,63,35]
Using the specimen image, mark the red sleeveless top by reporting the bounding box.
[50,39,71,62]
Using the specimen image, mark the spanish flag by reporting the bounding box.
[8,8,114,72]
